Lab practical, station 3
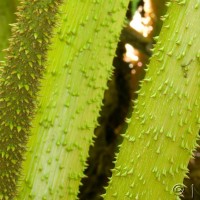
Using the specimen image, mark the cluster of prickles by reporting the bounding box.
[0,1,61,199]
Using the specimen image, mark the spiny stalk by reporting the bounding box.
[0,1,61,199]
[14,0,130,199]
[104,0,200,199]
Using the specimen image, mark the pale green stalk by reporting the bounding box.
[104,1,200,199]
[16,1,129,199]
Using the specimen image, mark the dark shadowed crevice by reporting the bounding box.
[182,134,200,200]
[78,1,167,199]
[78,35,134,200]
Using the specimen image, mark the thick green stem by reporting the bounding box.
[104,1,200,199]
[15,1,129,200]
[0,1,61,199]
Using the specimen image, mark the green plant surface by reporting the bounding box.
[0,0,17,60]
[14,1,129,200]
[0,1,61,199]
[104,1,200,199]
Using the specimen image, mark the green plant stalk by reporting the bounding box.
[0,1,61,199]
[0,0,17,60]
[15,1,129,199]
[104,1,200,199]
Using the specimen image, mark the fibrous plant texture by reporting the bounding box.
[0,1,61,199]
[104,0,200,199]
[1,0,200,200]
[0,0,130,200]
